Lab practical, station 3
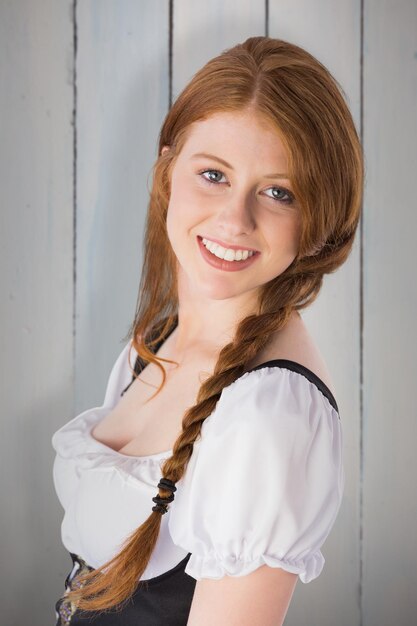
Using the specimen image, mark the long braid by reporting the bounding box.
[65,270,315,612]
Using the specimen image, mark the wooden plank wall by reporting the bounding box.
[0,1,415,623]
[362,2,417,625]
[265,7,362,625]
[0,0,74,622]
[74,1,169,412]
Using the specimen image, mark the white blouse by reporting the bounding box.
[52,339,344,584]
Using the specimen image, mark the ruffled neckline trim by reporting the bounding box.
[52,405,174,464]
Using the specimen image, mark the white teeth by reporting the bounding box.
[201,238,256,261]
[224,249,236,261]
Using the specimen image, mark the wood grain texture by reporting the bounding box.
[75,0,170,413]
[267,2,362,624]
[363,1,417,624]
[173,0,265,97]
[0,0,74,622]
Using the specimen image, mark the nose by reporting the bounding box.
[214,190,256,238]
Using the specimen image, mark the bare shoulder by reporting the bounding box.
[249,311,337,398]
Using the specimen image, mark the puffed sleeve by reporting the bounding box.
[168,366,345,584]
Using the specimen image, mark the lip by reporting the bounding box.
[197,236,260,272]
[199,235,259,253]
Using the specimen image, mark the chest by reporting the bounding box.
[91,356,213,457]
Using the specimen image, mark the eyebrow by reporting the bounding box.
[190,152,290,179]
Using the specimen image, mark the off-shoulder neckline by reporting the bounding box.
[80,361,340,465]
[87,362,339,464]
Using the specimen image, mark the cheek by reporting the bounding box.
[165,200,180,251]
[166,176,211,239]
[165,178,184,241]
[167,175,194,221]
[266,219,301,278]
[165,188,197,252]
[267,213,301,253]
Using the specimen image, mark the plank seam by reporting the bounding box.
[359,0,365,624]
[169,0,174,108]
[72,0,78,408]
[265,0,269,37]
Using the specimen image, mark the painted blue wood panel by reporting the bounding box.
[363,1,417,624]
[75,1,170,412]
[1,1,416,623]
[0,0,74,623]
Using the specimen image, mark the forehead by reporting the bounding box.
[179,110,289,166]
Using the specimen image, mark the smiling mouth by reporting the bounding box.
[196,236,260,272]
[198,236,259,261]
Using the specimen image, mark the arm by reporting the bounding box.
[187,565,298,626]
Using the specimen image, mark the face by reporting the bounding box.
[164,109,302,304]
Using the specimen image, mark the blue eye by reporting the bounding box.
[197,168,295,206]
[199,169,226,184]
[264,186,294,205]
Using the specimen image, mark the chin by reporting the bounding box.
[199,278,261,302]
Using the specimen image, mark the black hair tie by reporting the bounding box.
[152,478,177,515]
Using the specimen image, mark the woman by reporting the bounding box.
[52,36,363,625]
